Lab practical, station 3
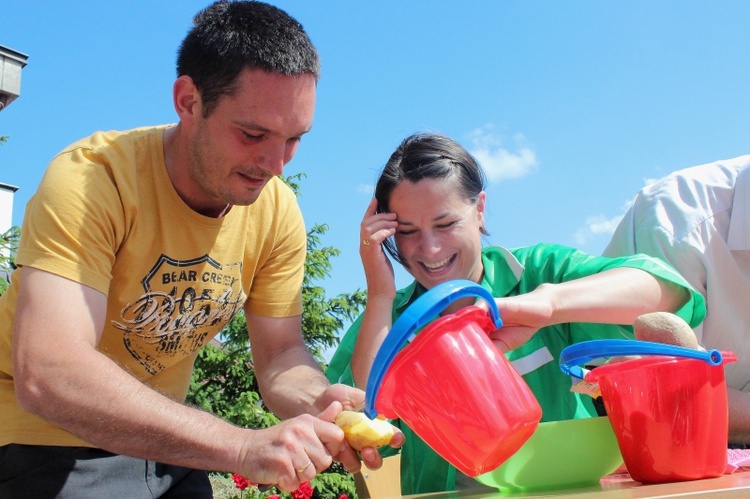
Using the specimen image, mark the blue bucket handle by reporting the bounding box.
[559,339,723,380]
[364,279,502,419]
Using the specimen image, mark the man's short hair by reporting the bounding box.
[177,0,320,116]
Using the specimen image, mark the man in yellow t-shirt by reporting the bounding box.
[0,2,397,497]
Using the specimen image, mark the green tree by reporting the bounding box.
[1,132,14,295]
[0,226,20,295]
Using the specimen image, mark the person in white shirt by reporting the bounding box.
[604,155,750,446]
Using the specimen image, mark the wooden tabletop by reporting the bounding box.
[401,470,750,499]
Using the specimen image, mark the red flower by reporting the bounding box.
[268,495,281,499]
[232,473,251,491]
[338,494,349,499]
[292,481,314,499]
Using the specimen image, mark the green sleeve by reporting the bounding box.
[590,253,706,328]
[325,314,363,387]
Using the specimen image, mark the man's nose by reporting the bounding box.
[258,142,287,176]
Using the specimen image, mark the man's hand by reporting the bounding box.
[236,411,345,492]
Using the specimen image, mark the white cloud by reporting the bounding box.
[573,176,661,246]
[356,183,374,195]
[573,174,666,248]
[573,196,636,246]
[573,213,625,246]
[466,125,538,183]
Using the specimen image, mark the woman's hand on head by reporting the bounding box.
[360,198,398,300]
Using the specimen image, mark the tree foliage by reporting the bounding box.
[0,226,20,295]
[1,136,19,294]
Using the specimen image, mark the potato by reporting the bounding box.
[334,410,395,451]
[634,312,699,349]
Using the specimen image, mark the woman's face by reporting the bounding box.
[389,177,486,289]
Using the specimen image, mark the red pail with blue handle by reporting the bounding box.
[561,340,737,483]
[364,279,542,477]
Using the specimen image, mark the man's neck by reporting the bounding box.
[161,124,230,218]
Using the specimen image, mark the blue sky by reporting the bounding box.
[3,1,750,337]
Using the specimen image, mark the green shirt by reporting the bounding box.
[327,244,705,495]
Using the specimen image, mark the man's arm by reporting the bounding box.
[12,267,346,491]
[246,311,335,419]
[245,307,404,468]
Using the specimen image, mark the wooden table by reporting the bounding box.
[402,470,750,498]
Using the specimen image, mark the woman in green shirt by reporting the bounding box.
[327,132,705,495]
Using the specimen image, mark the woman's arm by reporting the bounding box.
[490,267,690,352]
[350,199,399,388]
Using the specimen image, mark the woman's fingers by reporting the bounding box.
[362,197,378,218]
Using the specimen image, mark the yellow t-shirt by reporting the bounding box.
[0,125,306,447]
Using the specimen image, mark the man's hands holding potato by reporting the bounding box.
[315,385,404,472]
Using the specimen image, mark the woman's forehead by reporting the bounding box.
[390,179,475,221]
[391,178,468,201]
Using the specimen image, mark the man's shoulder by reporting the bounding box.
[644,155,750,197]
[58,125,168,154]
[629,155,749,219]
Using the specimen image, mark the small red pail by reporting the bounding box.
[364,280,542,477]
[561,340,737,483]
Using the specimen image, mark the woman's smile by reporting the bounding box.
[418,254,457,274]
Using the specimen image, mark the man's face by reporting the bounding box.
[182,68,316,216]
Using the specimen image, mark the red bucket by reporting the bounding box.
[560,340,737,484]
[364,280,542,477]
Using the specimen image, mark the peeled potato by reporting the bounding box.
[334,410,395,451]
[634,311,699,349]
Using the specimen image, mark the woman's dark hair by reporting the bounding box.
[375,132,488,265]
[176,0,320,117]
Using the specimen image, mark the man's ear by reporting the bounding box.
[173,75,202,123]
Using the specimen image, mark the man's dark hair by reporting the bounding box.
[177,0,320,116]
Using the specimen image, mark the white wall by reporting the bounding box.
[0,183,17,234]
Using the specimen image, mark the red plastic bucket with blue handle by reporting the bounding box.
[364,279,542,477]
[560,340,737,483]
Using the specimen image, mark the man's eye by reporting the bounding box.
[243,131,262,140]
[437,221,457,229]
[398,230,416,236]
